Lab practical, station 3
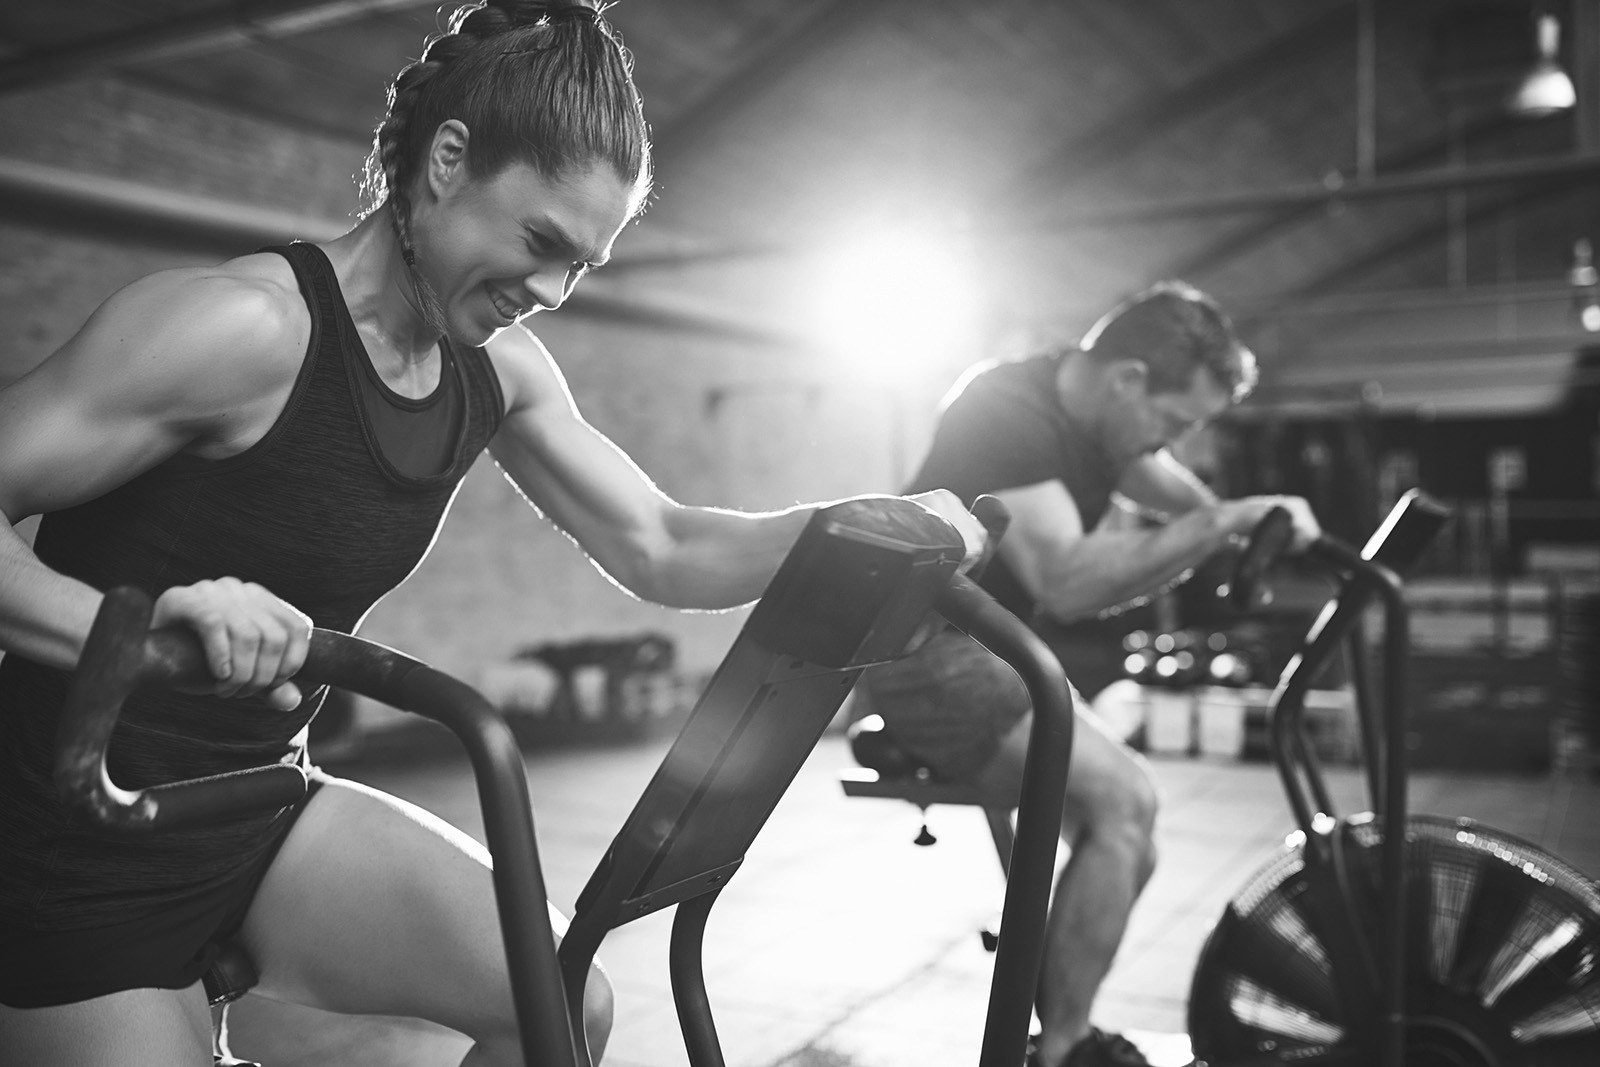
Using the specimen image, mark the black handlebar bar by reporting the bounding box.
[58,587,416,831]
[935,570,1075,1067]
[57,585,582,1067]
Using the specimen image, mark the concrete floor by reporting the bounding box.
[223,708,1600,1067]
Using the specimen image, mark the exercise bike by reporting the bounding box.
[1187,488,1600,1067]
[58,495,1072,1067]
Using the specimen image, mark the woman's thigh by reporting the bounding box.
[236,774,567,1038]
[0,985,211,1067]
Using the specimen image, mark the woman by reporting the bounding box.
[0,3,983,1064]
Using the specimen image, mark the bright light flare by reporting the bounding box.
[809,225,981,377]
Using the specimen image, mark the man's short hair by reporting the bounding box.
[1079,280,1258,402]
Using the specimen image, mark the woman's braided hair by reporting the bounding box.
[362,0,652,265]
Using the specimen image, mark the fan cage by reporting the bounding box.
[1188,814,1600,1064]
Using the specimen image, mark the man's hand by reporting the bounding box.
[1228,495,1322,552]
[149,578,312,710]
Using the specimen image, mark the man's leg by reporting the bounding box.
[970,696,1159,1067]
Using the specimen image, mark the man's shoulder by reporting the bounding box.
[958,350,1061,391]
[941,352,1065,428]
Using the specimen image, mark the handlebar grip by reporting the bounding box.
[56,586,427,834]
[55,587,309,833]
[1228,505,1295,611]
[967,494,1011,582]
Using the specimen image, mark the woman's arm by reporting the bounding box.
[485,326,980,609]
[0,267,313,702]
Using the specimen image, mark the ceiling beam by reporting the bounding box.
[1233,179,1588,333]
[0,0,434,94]
[0,154,348,246]
[650,0,903,173]
[1003,1,1361,203]
[1152,111,1536,281]
[619,2,1369,268]
[1018,152,1600,232]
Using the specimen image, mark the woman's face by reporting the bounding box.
[414,156,634,344]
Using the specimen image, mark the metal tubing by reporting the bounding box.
[57,587,577,1067]
[1291,539,1410,1067]
[669,891,727,1067]
[556,919,607,1067]
[936,575,1075,1067]
[1295,712,1336,819]
[398,670,581,1067]
[1344,618,1386,811]
[1369,566,1410,1067]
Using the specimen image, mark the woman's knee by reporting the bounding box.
[582,962,614,1060]
[477,962,609,1061]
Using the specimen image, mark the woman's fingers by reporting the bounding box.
[150,579,312,706]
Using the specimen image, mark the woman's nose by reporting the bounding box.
[522,268,568,312]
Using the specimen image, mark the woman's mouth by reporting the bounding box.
[488,286,529,323]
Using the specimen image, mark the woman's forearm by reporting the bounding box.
[0,519,100,671]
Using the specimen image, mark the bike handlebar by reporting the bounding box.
[935,569,1075,1067]
[56,584,582,1067]
[56,586,431,832]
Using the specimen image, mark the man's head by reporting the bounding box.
[1074,281,1256,464]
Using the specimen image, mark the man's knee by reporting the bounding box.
[1068,755,1159,850]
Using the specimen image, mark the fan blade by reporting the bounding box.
[1200,894,1345,1026]
[1492,901,1600,1022]
[1448,849,1537,997]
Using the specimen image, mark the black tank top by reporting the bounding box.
[0,242,505,930]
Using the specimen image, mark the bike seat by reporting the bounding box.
[203,940,260,1007]
[847,713,938,782]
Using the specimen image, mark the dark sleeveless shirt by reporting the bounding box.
[903,351,1120,623]
[0,242,505,930]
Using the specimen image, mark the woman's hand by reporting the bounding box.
[905,489,991,573]
[150,579,313,710]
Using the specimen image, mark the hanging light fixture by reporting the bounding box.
[1507,11,1577,117]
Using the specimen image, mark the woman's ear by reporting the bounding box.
[424,119,471,198]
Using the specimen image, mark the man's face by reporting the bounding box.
[1106,363,1233,465]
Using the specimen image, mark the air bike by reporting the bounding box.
[1184,488,1600,1067]
[60,491,1600,1067]
[59,494,1073,1067]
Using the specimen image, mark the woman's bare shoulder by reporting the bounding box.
[81,252,312,397]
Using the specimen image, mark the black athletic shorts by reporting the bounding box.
[0,776,324,1009]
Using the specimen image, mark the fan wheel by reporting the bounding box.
[1187,814,1600,1066]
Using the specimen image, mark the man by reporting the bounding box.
[858,281,1319,1067]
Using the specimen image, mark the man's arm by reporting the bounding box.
[1113,449,1218,522]
[993,479,1279,624]
[486,327,980,610]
